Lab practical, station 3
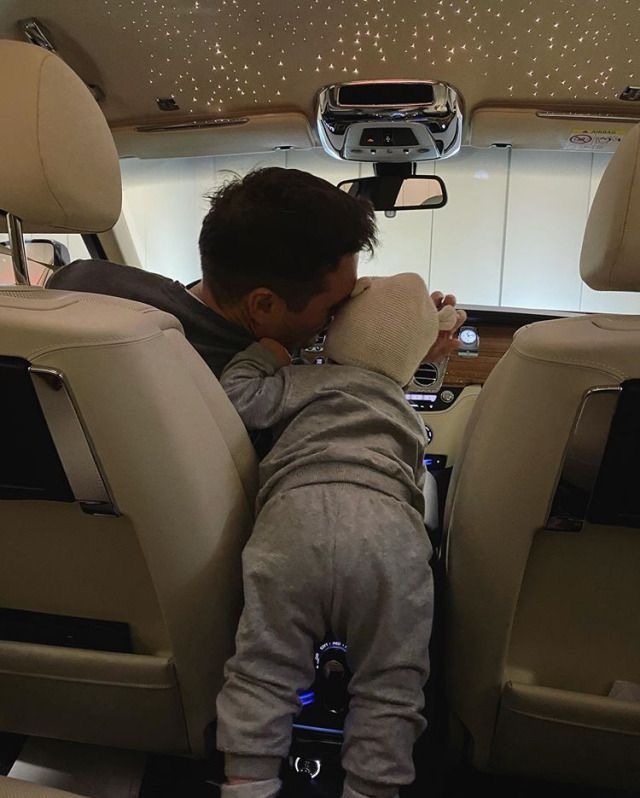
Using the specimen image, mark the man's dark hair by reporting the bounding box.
[199,167,377,310]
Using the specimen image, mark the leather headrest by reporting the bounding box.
[0,40,121,234]
[580,122,640,292]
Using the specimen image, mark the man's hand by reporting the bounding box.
[259,337,292,368]
[424,292,467,364]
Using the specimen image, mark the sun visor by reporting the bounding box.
[112,112,315,159]
[470,107,640,151]
[580,123,640,292]
[0,40,121,234]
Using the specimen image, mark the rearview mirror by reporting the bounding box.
[337,175,447,211]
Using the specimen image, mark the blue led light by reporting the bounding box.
[297,690,315,706]
[292,723,343,736]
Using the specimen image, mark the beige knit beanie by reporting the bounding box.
[324,273,457,386]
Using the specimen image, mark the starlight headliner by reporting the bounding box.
[103,0,638,114]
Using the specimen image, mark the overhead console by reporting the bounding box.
[316,80,463,163]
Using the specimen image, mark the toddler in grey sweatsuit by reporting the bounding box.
[217,273,457,798]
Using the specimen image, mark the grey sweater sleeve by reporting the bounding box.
[220,342,290,430]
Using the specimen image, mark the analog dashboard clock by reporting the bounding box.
[458,326,480,356]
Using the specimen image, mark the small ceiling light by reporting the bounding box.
[156,96,181,111]
[619,86,640,101]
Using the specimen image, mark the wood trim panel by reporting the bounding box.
[443,325,517,386]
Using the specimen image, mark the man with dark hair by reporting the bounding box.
[50,166,462,373]
[49,167,378,375]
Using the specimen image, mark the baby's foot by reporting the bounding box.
[221,777,281,798]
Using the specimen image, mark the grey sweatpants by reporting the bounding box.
[217,482,434,798]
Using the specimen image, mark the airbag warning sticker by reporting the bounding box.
[564,128,626,151]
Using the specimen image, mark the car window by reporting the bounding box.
[0,234,90,287]
[120,146,639,314]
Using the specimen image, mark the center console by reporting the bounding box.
[289,641,351,782]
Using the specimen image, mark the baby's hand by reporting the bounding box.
[423,292,467,363]
[437,304,460,332]
[259,338,291,367]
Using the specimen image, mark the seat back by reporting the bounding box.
[0,288,257,754]
[0,39,257,756]
[0,776,89,798]
[444,124,640,790]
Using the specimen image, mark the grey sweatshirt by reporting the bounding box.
[221,343,428,517]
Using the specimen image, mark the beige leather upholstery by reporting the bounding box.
[445,128,640,789]
[0,33,256,758]
[0,288,257,754]
[0,777,88,798]
[419,385,481,468]
[0,40,121,234]
[580,122,640,291]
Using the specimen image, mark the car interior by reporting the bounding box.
[0,1,639,797]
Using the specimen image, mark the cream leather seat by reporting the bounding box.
[0,40,256,756]
[444,124,640,790]
[0,777,88,798]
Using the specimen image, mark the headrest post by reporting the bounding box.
[5,213,30,285]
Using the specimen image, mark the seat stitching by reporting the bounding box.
[609,129,640,289]
[35,53,68,222]
[510,343,628,382]
[502,703,640,737]
[0,668,175,690]
[23,330,166,360]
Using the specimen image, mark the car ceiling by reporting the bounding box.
[0,0,638,131]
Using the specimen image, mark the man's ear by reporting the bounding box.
[246,287,278,321]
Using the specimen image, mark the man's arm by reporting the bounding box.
[220,339,291,430]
